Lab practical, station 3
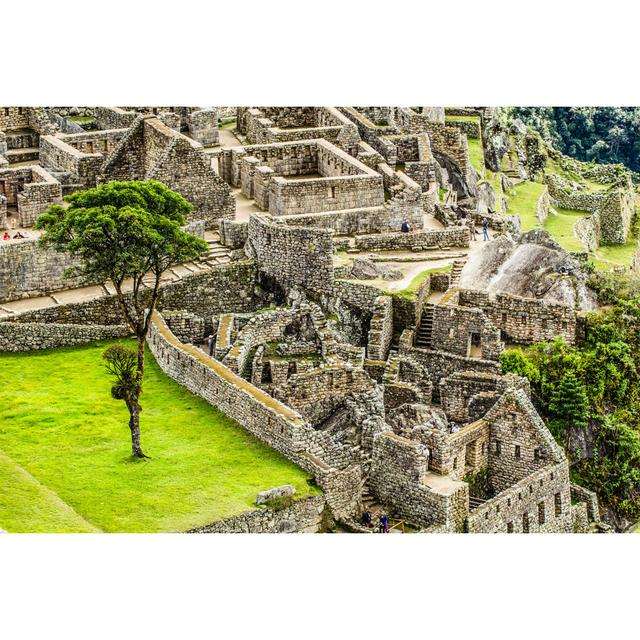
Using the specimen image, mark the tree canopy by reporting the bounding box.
[35,180,208,457]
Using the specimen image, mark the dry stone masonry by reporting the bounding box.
[0,105,610,534]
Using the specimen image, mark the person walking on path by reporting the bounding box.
[482,217,490,241]
[468,218,477,241]
[379,512,390,533]
[207,334,215,357]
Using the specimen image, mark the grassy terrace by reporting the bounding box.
[0,340,318,533]
[445,114,480,122]
[467,138,485,175]
[505,180,546,231]
[544,208,588,253]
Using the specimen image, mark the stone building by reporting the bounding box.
[0,104,608,534]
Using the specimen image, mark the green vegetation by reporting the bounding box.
[445,114,480,123]
[219,119,237,130]
[500,287,640,523]
[0,451,98,533]
[505,180,546,231]
[68,115,95,124]
[544,208,588,253]
[0,340,317,532]
[466,137,485,175]
[508,107,640,172]
[592,239,638,270]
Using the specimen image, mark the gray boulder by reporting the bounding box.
[256,484,296,506]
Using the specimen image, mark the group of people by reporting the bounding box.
[401,208,491,241]
[2,230,27,240]
[454,205,490,241]
[361,510,390,533]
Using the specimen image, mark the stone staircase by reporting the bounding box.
[415,303,434,348]
[450,259,466,286]
[193,233,231,268]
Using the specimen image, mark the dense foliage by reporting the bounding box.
[507,107,640,172]
[500,285,640,524]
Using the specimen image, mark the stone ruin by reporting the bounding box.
[0,105,609,533]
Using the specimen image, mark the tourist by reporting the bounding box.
[458,206,467,222]
[2,231,11,240]
[13,231,26,239]
[401,219,410,233]
[362,510,372,528]
[379,512,390,533]
[207,334,215,356]
[468,218,477,241]
[482,218,490,241]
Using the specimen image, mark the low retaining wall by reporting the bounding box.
[0,322,129,352]
[146,311,362,520]
[188,495,327,533]
[354,227,469,251]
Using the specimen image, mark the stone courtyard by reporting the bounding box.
[0,106,613,533]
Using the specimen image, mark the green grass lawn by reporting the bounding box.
[445,114,480,122]
[467,138,485,175]
[68,115,95,124]
[592,238,639,270]
[0,340,318,533]
[544,208,588,253]
[506,180,547,231]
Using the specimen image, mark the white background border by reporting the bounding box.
[1,1,639,637]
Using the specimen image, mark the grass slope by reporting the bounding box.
[506,180,546,231]
[0,340,317,533]
[467,138,485,175]
[0,451,98,533]
[544,208,588,253]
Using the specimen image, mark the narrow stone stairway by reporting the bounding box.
[415,303,434,348]
[450,259,466,286]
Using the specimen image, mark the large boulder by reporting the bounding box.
[256,485,296,506]
[458,229,597,310]
[351,257,402,281]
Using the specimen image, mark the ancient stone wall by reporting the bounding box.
[467,462,573,533]
[188,495,326,533]
[269,173,383,217]
[367,295,393,361]
[368,431,469,531]
[59,128,128,158]
[102,117,235,228]
[279,205,390,235]
[485,389,566,494]
[2,261,261,330]
[188,109,219,147]
[0,321,129,352]
[353,227,469,251]
[0,238,88,302]
[430,293,502,360]
[0,166,62,227]
[248,214,334,293]
[39,135,102,187]
[458,289,576,345]
[94,107,138,131]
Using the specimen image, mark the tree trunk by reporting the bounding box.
[137,337,145,380]
[128,398,146,458]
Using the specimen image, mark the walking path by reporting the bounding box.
[0,232,230,319]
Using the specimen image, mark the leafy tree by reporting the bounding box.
[548,371,589,430]
[103,344,144,457]
[499,348,540,384]
[35,180,208,457]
